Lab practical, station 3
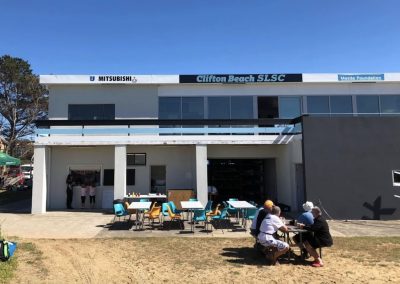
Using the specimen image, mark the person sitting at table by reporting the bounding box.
[298,206,333,267]
[250,199,274,237]
[257,206,289,265]
[297,201,314,226]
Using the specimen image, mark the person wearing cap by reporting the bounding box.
[250,200,274,237]
[298,206,333,267]
[257,205,289,265]
[297,201,314,226]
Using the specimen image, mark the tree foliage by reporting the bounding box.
[0,55,48,156]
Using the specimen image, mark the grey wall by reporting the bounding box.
[302,116,400,220]
[48,85,158,119]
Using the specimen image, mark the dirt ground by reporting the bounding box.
[9,237,400,284]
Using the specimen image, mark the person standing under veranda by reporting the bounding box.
[89,182,96,209]
[66,174,74,209]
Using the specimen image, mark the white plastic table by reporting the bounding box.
[227,201,256,228]
[128,202,152,230]
[181,201,204,232]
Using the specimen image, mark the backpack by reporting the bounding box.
[0,240,16,262]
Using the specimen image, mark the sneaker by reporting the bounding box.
[311,261,324,267]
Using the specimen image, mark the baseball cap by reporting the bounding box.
[264,200,274,209]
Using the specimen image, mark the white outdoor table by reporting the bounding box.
[128,202,152,230]
[227,201,256,228]
[181,201,204,232]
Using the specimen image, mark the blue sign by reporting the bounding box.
[338,74,384,81]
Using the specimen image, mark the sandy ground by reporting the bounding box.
[9,238,400,284]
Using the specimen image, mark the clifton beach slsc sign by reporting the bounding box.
[179,74,303,83]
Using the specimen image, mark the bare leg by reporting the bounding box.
[304,241,323,264]
[273,247,289,264]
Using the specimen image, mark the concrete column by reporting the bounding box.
[31,145,47,214]
[114,145,127,200]
[196,144,208,206]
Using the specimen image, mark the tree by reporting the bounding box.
[0,55,48,156]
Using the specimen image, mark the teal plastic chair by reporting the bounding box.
[193,209,209,232]
[168,201,183,214]
[113,203,131,222]
[161,203,169,217]
[140,198,150,202]
[189,198,198,201]
[212,207,228,220]
[211,207,229,233]
[205,200,213,213]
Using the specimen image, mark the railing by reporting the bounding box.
[35,118,302,137]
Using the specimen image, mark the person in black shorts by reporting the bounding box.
[298,206,333,267]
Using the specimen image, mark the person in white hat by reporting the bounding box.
[297,201,314,225]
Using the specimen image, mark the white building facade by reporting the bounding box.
[32,73,400,218]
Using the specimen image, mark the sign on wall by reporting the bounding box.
[338,74,385,82]
[179,74,303,83]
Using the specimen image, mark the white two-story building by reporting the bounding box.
[32,73,400,220]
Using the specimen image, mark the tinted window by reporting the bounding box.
[307,96,329,114]
[356,96,379,114]
[258,97,279,118]
[127,169,135,186]
[208,97,230,119]
[279,97,301,118]
[380,95,400,114]
[231,96,253,119]
[68,104,115,120]
[103,169,114,186]
[159,97,181,119]
[182,97,204,119]
[330,96,353,114]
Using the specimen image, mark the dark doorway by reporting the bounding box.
[208,159,277,205]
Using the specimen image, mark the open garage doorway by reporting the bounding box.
[207,159,277,205]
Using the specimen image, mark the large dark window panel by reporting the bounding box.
[68,104,115,120]
[158,97,181,119]
[380,95,400,114]
[208,97,230,119]
[127,169,135,186]
[231,96,253,119]
[330,96,353,114]
[103,169,114,186]
[307,96,329,114]
[279,97,301,118]
[258,97,279,119]
[182,97,204,119]
[356,95,379,114]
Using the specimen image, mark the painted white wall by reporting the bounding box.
[48,85,158,119]
[114,145,127,200]
[125,145,196,194]
[49,146,115,209]
[32,145,48,214]
[195,145,208,206]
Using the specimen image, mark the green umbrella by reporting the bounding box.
[0,152,21,166]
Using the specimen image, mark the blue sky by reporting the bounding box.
[1,0,399,74]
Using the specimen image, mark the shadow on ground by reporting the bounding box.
[221,247,267,266]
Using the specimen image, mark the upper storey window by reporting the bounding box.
[68,104,115,120]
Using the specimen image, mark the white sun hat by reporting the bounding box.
[302,201,314,212]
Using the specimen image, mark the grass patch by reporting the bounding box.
[333,237,400,263]
[0,232,17,284]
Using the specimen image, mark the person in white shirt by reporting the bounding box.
[257,206,289,265]
[80,186,87,209]
[89,183,96,209]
